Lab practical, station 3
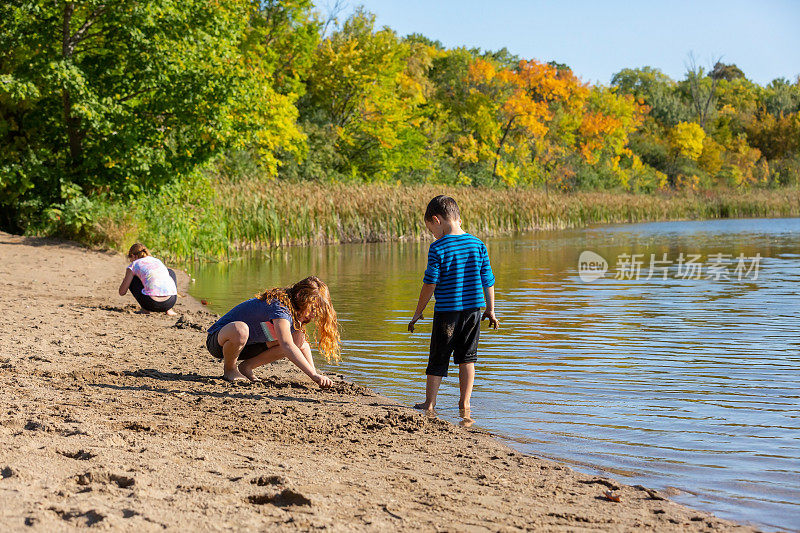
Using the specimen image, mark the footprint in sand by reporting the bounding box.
[75,470,135,489]
[58,449,96,461]
[251,475,286,486]
[49,508,105,527]
[248,489,311,507]
[124,422,151,432]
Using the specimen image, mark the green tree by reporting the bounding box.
[1,0,304,232]
[611,67,691,127]
[710,62,745,82]
[760,77,800,117]
[247,0,320,98]
[295,9,429,180]
[422,47,490,183]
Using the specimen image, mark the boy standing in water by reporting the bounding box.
[408,195,498,415]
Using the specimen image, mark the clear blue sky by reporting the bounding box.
[342,0,800,86]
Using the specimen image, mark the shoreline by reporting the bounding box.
[0,231,761,531]
[193,210,800,256]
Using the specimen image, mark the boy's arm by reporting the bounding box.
[408,283,435,332]
[482,285,498,329]
[480,244,498,329]
[410,245,440,332]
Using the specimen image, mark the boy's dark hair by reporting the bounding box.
[424,195,460,222]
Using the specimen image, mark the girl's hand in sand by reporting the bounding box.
[312,373,332,388]
[482,309,499,329]
[408,313,424,333]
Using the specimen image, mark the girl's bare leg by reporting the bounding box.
[218,321,249,382]
[238,342,284,381]
[238,331,315,382]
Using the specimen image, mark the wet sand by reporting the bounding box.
[0,232,760,531]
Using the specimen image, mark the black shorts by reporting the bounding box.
[206,330,269,361]
[426,307,481,377]
[129,270,177,312]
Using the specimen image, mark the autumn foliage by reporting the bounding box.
[282,11,798,193]
[2,3,799,240]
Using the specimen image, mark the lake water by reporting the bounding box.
[190,217,800,531]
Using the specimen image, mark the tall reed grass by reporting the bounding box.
[219,180,800,247]
[92,178,800,261]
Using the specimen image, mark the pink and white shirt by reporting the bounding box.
[128,256,177,297]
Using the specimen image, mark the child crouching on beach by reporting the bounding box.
[206,276,338,388]
[408,195,498,414]
[118,243,179,316]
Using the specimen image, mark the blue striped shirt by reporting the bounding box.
[423,233,495,312]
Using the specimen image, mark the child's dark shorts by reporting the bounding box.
[426,307,481,377]
[206,330,269,361]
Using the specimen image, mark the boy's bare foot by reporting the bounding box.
[237,362,261,383]
[223,369,249,383]
[414,401,436,412]
[165,309,177,316]
[458,407,474,427]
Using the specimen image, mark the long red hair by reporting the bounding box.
[256,276,341,362]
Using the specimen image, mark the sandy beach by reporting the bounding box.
[0,231,760,532]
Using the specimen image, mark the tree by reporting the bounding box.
[669,121,706,161]
[298,9,430,180]
[248,0,321,98]
[611,67,691,126]
[760,77,800,117]
[478,47,521,70]
[611,66,674,98]
[404,33,445,50]
[578,87,646,169]
[467,58,587,183]
[423,47,492,183]
[1,0,305,232]
[710,62,745,82]
[745,111,800,160]
[684,54,722,129]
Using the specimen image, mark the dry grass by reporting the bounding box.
[219,180,800,250]
[88,179,800,260]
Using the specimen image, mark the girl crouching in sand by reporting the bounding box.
[205,276,339,388]
[118,243,178,316]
